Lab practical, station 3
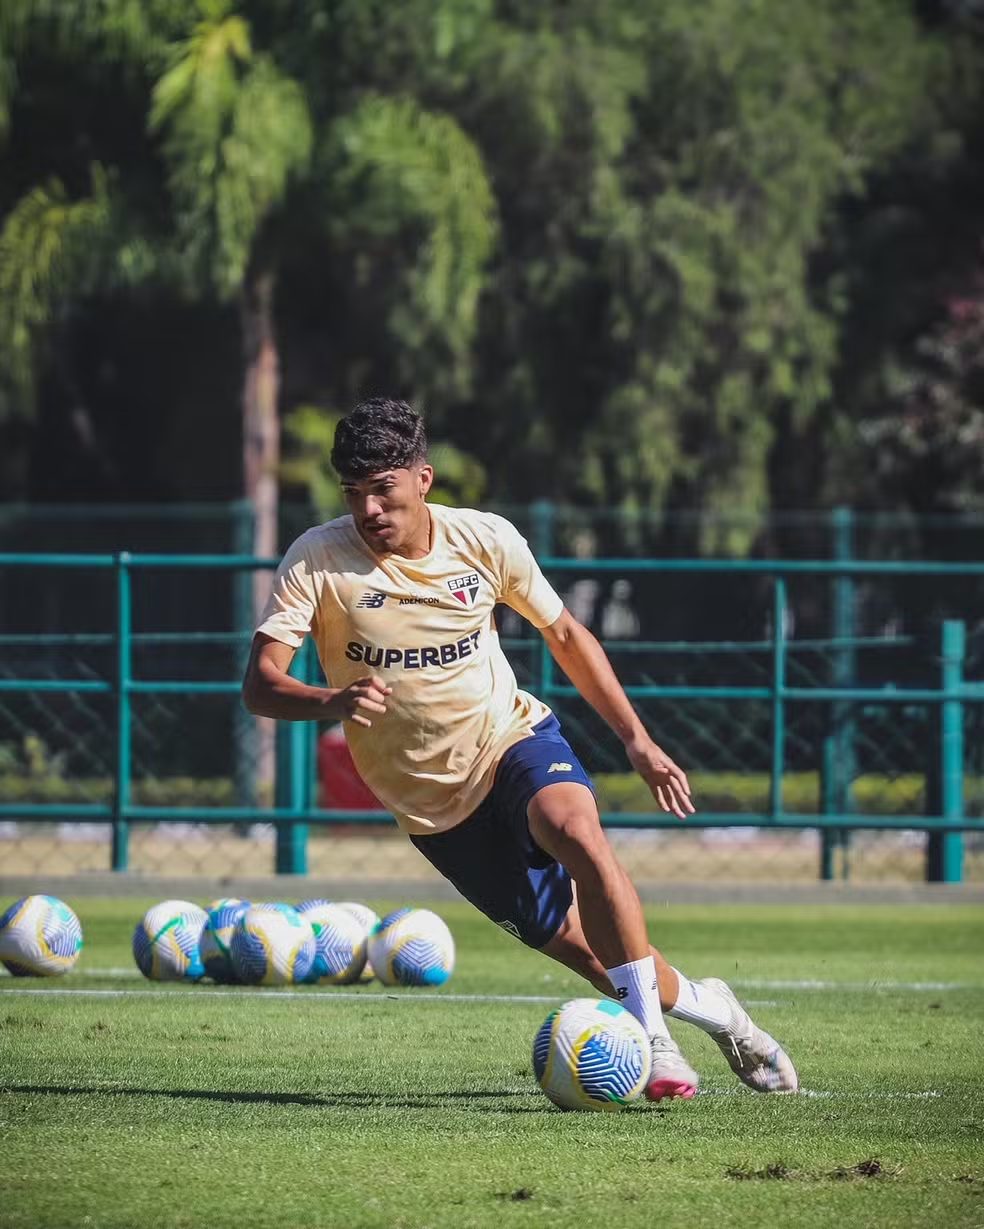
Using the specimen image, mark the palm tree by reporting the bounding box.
[1,0,497,793]
[2,0,496,550]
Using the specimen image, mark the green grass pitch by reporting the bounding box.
[1,898,982,1228]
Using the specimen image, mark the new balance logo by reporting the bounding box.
[547,762,572,773]
[356,591,386,609]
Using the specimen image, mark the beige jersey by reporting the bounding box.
[255,503,565,834]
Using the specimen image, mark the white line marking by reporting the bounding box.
[736,979,978,991]
[0,987,561,1003]
[66,970,984,992]
[730,978,978,992]
[0,985,778,1007]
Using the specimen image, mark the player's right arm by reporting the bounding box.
[242,634,391,727]
[242,532,390,726]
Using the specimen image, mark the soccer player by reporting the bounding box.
[243,397,797,1101]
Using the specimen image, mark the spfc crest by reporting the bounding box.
[447,572,480,606]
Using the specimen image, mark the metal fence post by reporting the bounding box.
[533,500,555,703]
[770,576,787,821]
[530,499,554,558]
[304,642,319,813]
[821,507,856,880]
[926,620,965,882]
[231,500,257,810]
[112,552,131,871]
[274,638,310,875]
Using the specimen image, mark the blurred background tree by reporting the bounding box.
[1,0,982,556]
[0,0,496,564]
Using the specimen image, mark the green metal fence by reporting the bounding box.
[1,550,982,884]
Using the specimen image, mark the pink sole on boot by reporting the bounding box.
[645,1078,697,1102]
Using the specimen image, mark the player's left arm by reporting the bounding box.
[540,608,695,819]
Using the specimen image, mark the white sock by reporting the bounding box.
[666,969,732,1033]
[606,956,670,1041]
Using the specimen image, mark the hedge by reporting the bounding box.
[2,772,981,817]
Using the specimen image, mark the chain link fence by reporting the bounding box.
[1,505,982,884]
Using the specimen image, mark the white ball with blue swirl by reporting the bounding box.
[200,898,251,983]
[367,907,455,987]
[297,902,367,985]
[230,903,316,985]
[132,900,207,982]
[533,998,652,1111]
[0,894,83,977]
[335,901,380,983]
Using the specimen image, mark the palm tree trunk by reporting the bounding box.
[241,268,279,799]
[242,268,280,579]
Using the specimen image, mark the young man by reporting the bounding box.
[243,397,797,1101]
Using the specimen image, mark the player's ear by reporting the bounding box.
[418,464,434,497]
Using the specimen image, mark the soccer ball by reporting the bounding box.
[200,898,250,983]
[335,901,380,983]
[0,895,83,976]
[299,902,367,985]
[296,898,331,912]
[230,903,316,985]
[532,998,652,1111]
[132,900,207,982]
[367,907,454,987]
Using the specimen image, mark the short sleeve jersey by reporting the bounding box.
[254,504,565,834]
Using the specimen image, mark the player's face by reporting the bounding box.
[341,465,434,556]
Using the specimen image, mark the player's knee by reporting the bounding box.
[537,806,609,869]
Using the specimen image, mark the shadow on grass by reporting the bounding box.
[1,1083,555,1113]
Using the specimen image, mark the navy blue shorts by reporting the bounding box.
[409,713,594,948]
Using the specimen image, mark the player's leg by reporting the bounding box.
[540,887,798,1094]
[413,717,793,1096]
[527,781,698,1101]
[536,880,666,996]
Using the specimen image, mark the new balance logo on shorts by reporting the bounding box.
[547,762,572,773]
[356,591,387,609]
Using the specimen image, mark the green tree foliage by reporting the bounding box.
[1,0,981,553]
[860,287,984,515]
[149,2,314,298]
[325,94,496,396]
[459,0,945,551]
[0,0,496,555]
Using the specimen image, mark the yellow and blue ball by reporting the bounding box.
[298,902,367,984]
[132,900,207,982]
[200,898,250,983]
[335,902,380,983]
[366,907,454,987]
[532,998,651,1111]
[0,894,83,977]
[230,903,315,985]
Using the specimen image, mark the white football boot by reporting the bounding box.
[645,1034,699,1102]
[701,977,798,1093]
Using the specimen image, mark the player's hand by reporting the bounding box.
[332,676,392,728]
[626,738,695,820]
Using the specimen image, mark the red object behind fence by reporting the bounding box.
[317,725,381,810]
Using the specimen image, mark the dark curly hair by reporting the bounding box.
[330,397,428,478]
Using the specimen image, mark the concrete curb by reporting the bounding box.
[1,874,981,905]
